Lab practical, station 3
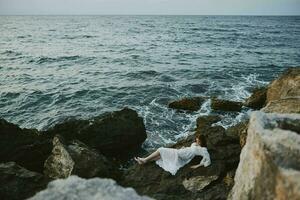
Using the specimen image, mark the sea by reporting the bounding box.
[0,15,299,150]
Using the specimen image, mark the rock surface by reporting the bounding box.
[244,87,267,109]
[44,136,74,179]
[0,118,52,173]
[229,111,300,200]
[211,98,243,112]
[168,97,207,111]
[120,115,242,200]
[44,135,121,180]
[266,67,300,104]
[0,162,51,200]
[261,97,300,114]
[29,176,153,200]
[44,107,147,157]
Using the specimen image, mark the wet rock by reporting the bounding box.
[0,162,51,200]
[261,97,300,114]
[45,107,147,157]
[0,118,52,173]
[266,67,300,104]
[229,111,300,200]
[44,136,74,179]
[44,135,121,180]
[244,87,267,109]
[29,176,153,200]
[168,97,207,111]
[211,98,243,112]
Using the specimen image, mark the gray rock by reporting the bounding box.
[44,136,74,179]
[229,111,300,200]
[28,176,153,200]
[0,162,51,200]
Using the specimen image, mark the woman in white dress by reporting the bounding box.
[134,135,211,175]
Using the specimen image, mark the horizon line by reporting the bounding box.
[1,14,300,16]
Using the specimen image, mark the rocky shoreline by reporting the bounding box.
[0,67,299,200]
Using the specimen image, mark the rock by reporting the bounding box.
[261,97,300,114]
[0,118,52,173]
[226,121,249,147]
[44,135,121,180]
[229,111,300,200]
[67,139,121,180]
[195,115,241,168]
[120,115,242,200]
[44,107,147,157]
[44,136,74,179]
[0,162,51,200]
[266,67,300,104]
[121,157,226,200]
[211,98,243,112]
[182,175,218,192]
[244,87,267,109]
[29,176,153,200]
[168,97,207,111]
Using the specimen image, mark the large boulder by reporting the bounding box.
[244,87,267,109]
[44,107,147,157]
[261,97,300,114]
[229,111,300,200]
[120,115,242,200]
[168,97,207,111]
[211,98,243,112]
[29,176,153,200]
[226,121,249,147]
[0,118,52,173]
[266,67,300,104]
[44,136,74,179]
[0,162,51,200]
[44,135,121,180]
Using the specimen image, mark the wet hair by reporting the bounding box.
[195,134,207,147]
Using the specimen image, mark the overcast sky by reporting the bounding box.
[0,0,299,15]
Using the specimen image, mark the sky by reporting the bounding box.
[0,0,300,15]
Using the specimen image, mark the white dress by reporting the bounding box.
[155,142,211,175]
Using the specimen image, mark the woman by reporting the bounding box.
[134,134,211,175]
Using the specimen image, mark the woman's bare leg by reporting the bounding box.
[135,150,161,164]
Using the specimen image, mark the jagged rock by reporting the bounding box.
[67,140,121,180]
[44,136,74,179]
[44,107,146,157]
[261,97,300,114]
[29,176,153,200]
[226,121,249,147]
[229,111,300,200]
[182,175,218,192]
[0,118,52,173]
[0,162,51,200]
[266,67,300,104]
[120,115,241,200]
[244,87,267,109]
[121,157,226,200]
[211,98,243,112]
[44,136,121,180]
[168,97,207,111]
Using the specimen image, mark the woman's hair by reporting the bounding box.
[196,134,207,147]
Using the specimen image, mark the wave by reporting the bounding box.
[27,55,96,65]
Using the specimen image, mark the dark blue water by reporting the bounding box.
[1,16,299,149]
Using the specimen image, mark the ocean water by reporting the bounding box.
[1,15,299,150]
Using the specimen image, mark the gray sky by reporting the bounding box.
[0,0,300,15]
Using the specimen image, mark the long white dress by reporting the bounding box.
[155,142,211,175]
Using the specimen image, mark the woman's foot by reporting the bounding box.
[134,157,146,165]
